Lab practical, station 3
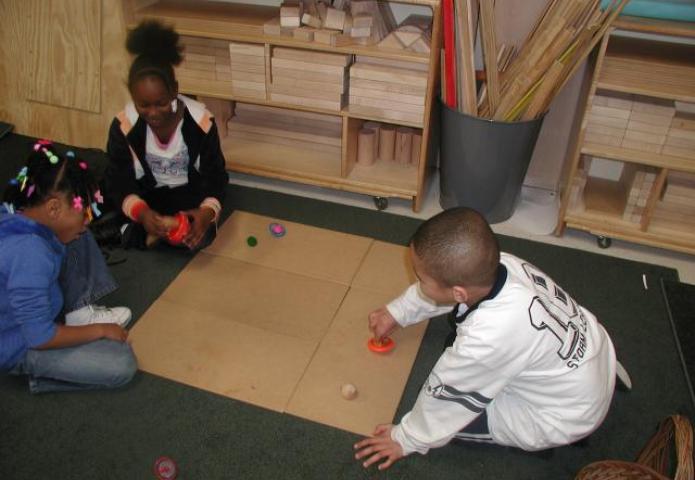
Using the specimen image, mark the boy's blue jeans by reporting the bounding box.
[10,231,137,393]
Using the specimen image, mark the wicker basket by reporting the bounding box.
[575,415,694,480]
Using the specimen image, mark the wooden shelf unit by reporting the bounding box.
[123,0,442,211]
[556,16,695,254]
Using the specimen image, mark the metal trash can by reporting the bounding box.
[439,100,545,223]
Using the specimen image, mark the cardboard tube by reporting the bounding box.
[357,128,376,166]
[395,127,413,165]
[411,131,422,166]
[379,125,396,162]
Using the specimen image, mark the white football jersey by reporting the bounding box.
[387,253,616,455]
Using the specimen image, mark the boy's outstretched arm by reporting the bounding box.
[354,424,404,471]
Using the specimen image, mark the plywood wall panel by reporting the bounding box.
[0,0,130,149]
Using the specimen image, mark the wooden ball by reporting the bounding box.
[341,383,358,400]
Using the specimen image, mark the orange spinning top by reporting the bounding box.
[368,336,395,353]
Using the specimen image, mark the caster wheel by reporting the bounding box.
[597,236,612,249]
[373,196,388,211]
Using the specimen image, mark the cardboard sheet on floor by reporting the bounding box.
[204,211,373,285]
[130,298,317,412]
[286,287,428,436]
[131,212,426,435]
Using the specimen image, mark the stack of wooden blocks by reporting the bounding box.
[585,92,684,155]
[623,169,656,223]
[348,57,428,125]
[356,121,421,167]
[228,42,267,99]
[349,0,396,45]
[377,14,431,54]
[657,171,695,227]
[227,103,342,157]
[176,36,237,92]
[270,47,350,111]
[664,103,695,159]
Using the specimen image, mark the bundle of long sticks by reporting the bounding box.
[442,0,630,121]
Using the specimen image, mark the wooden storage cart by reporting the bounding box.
[122,0,442,212]
[556,16,695,253]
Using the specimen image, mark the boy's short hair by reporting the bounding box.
[411,207,500,288]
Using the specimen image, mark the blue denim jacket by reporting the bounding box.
[0,205,64,370]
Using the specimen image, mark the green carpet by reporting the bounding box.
[1,133,693,479]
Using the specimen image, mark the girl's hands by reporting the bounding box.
[354,424,404,471]
[182,207,215,249]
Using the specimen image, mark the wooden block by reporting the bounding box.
[586,113,629,130]
[593,92,633,110]
[270,93,343,111]
[667,128,695,141]
[324,7,346,30]
[229,62,266,75]
[349,87,424,106]
[378,124,395,161]
[585,124,625,139]
[229,53,266,66]
[350,77,426,96]
[355,55,429,72]
[272,57,346,75]
[631,97,676,117]
[272,66,346,84]
[353,13,373,29]
[313,30,352,46]
[408,36,430,54]
[348,104,423,125]
[393,28,422,47]
[630,111,673,127]
[621,138,663,154]
[229,70,266,83]
[410,131,422,167]
[671,113,695,131]
[590,105,631,120]
[627,120,669,136]
[185,53,216,64]
[270,84,343,101]
[229,119,341,146]
[234,103,343,127]
[395,127,413,165]
[624,129,666,146]
[272,75,344,93]
[229,42,265,57]
[377,32,406,50]
[229,80,266,92]
[273,47,351,66]
[280,15,301,28]
[665,135,695,149]
[349,95,424,114]
[181,60,217,72]
[350,62,428,87]
[264,17,283,35]
[584,132,622,147]
[293,27,317,41]
[675,101,695,114]
[362,121,381,158]
[351,27,373,38]
[663,145,695,159]
[357,128,376,166]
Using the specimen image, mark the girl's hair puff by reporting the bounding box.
[127,20,183,94]
[3,141,99,214]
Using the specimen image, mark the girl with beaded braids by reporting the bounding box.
[105,20,228,250]
[0,141,137,394]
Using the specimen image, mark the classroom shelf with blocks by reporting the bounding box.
[556,16,695,254]
[122,0,442,212]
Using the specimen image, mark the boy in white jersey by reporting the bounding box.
[354,207,617,470]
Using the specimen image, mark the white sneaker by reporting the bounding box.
[65,305,132,328]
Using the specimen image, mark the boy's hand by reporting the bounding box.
[182,207,215,249]
[354,424,404,471]
[139,209,169,238]
[368,307,398,340]
[100,324,129,343]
